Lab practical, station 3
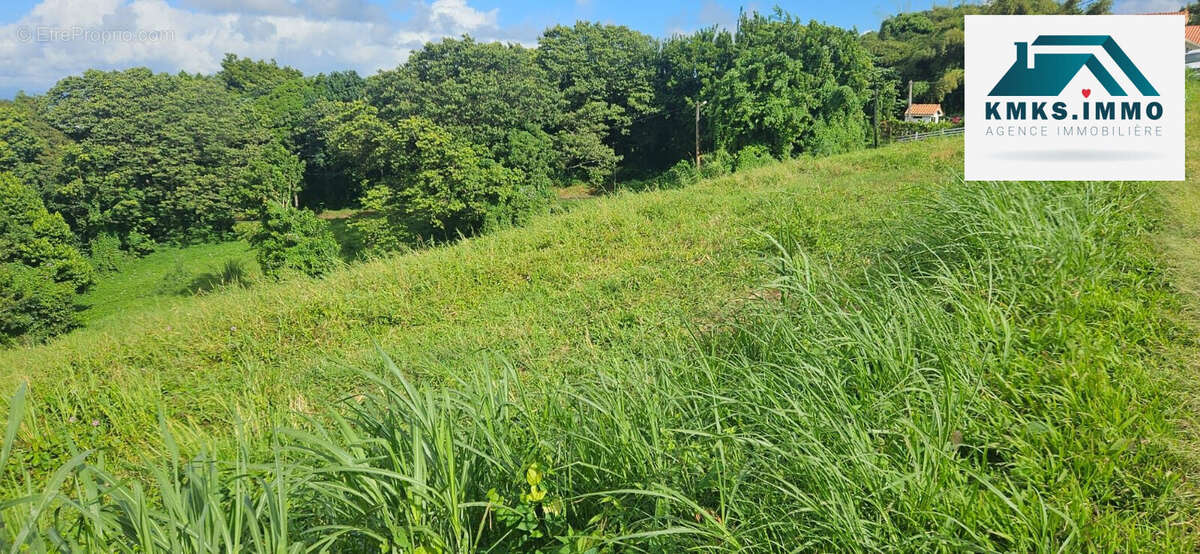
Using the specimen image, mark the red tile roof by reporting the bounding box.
[1143,9,1188,16]
[1188,25,1200,48]
[905,104,943,116]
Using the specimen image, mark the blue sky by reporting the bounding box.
[0,0,1183,97]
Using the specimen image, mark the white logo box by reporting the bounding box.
[964,15,1185,181]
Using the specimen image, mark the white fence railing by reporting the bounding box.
[896,126,964,142]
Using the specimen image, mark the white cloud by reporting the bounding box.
[0,0,521,96]
[428,0,497,31]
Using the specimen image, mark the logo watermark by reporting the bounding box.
[15,25,174,44]
[964,15,1184,181]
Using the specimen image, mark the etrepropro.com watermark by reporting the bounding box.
[15,25,175,44]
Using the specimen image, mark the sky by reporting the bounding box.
[0,0,1186,98]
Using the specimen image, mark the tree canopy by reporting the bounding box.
[41,68,273,244]
[0,173,93,344]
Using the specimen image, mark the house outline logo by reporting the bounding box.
[988,35,1159,97]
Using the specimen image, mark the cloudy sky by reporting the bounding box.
[0,0,1186,98]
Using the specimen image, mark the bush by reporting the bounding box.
[326,109,548,250]
[248,204,341,279]
[88,234,126,273]
[0,172,93,344]
[699,149,734,179]
[123,230,156,256]
[663,159,700,189]
[734,144,775,172]
[0,264,78,345]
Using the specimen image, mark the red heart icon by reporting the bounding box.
[1082,89,1091,98]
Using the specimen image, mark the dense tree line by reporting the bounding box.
[0,2,1101,344]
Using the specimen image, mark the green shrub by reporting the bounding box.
[123,230,156,256]
[0,264,78,345]
[699,149,734,179]
[0,172,93,344]
[663,159,700,188]
[248,204,341,279]
[326,107,549,250]
[87,234,126,273]
[734,144,775,172]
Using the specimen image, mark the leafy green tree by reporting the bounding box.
[41,68,271,243]
[537,22,658,180]
[0,106,44,175]
[0,172,93,344]
[322,104,539,249]
[986,0,1111,15]
[0,98,71,199]
[864,0,1110,115]
[647,27,735,170]
[253,77,319,145]
[311,71,366,103]
[239,140,305,209]
[294,73,367,209]
[554,102,621,185]
[366,37,564,189]
[248,204,341,279]
[710,11,872,158]
[217,54,304,98]
[861,6,975,114]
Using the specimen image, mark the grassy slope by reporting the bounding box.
[77,240,261,325]
[0,141,961,462]
[1158,76,1200,484]
[2,94,1199,549]
[1161,77,1200,299]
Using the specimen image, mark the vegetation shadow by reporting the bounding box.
[183,259,251,295]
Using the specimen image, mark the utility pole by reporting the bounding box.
[694,100,708,170]
[873,81,880,149]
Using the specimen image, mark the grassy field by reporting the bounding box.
[1,83,1198,550]
[77,241,262,326]
[1,140,959,472]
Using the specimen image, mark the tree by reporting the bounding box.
[0,173,93,344]
[0,98,71,200]
[986,0,1111,15]
[248,204,341,279]
[647,27,735,170]
[710,11,872,158]
[217,54,304,98]
[311,71,366,103]
[41,68,273,244]
[861,6,976,114]
[537,22,659,180]
[366,37,564,189]
[863,1,1111,115]
[239,140,305,210]
[322,104,541,250]
[225,62,370,212]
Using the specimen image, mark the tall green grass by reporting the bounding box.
[3,178,1195,551]
[0,140,958,479]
